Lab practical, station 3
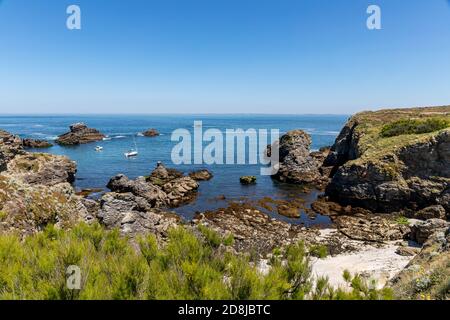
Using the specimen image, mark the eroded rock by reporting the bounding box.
[56,123,105,145]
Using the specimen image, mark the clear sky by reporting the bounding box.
[1,0,450,114]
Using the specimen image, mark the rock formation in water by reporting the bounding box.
[271,130,331,188]
[56,122,105,145]
[142,128,160,137]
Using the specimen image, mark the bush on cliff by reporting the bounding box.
[380,118,450,138]
[0,223,391,300]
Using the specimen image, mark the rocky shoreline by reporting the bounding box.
[0,106,449,299]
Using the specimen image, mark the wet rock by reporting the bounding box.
[189,169,213,181]
[410,219,449,244]
[276,204,300,218]
[22,138,53,149]
[56,123,105,145]
[240,176,256,185]
[334,215,411,242]
[142,128,160,137]
[272,130,329,187]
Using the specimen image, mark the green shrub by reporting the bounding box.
[380,118,450,138]
[395,216,410,226]
[0,223,391,300]
[309,244,329,259]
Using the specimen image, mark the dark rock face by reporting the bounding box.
[189,169,213,181]
[142,128,160,137]
[325,115,450,215]
[22,138,53,149]
[56,123,105,145]
[413,205,447,220]
[240,176,256,185]
[272,130,330,187]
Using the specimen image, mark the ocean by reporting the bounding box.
[0,114,348,226]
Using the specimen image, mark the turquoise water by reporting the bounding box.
[0,114,348,226]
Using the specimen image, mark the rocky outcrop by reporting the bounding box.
[22,138,53,149]
[390,223,449,299]
[98,192,180,239]
[240,176,256,185]
[325,106,450,215]
[272,130,331,188]
[0,129,24,172]
[0,130,91,237]
[142,128,160,137]
[106,162,199,208]
[56,123,105,145]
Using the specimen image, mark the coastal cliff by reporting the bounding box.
[324,106,450,216]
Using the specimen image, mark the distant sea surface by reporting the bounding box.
[0,114,348,226]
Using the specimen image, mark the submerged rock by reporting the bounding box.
[22,138,53,149]
[240,176,256,185]
[56,123,105,145]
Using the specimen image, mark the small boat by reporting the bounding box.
[124,150,138,158]
[95,146,103,151]
[102,137,112,141]
[124,136,139,158]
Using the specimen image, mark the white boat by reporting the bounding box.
[124,136,138,158]
[95,146,103,151]
[102,137,112,141]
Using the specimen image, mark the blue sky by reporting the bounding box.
[1,0,450,114]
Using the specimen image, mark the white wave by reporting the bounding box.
[113,135,127,139]
[46,136,58,141]
[136,133,144,137]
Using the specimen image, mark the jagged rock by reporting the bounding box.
[410,219,449,244]
[107,162,199,208]
[272,130,329,187]
[142,128,160,137]
[240,176,256,185]
[311,198,372,216]
[22,138,53,149]
[334,215,411,242]
[6,153,76,186]
[395,246,420,257]
[413,205,447,220]
[189,169,213,181]
[325,106,450,214]
[107,174,167,207]
[56,123,105,145]
[98,192,180,238]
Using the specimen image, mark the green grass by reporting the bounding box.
[309,244,329,259]
[0,223,391,300]
[380,118,450,138]
[395,216,410,226]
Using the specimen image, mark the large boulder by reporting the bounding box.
[0,129,24,172]
[56,123,105,145]
[272,130,330,187]
[98,192,180,238]
[410,219,449,244]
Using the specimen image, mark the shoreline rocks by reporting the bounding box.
[56,123,105,145]
[240,176,256,185]
[22,138,53,149]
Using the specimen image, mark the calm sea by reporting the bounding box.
[0,114,348,226]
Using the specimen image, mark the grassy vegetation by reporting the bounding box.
[395,216,410,226]
[0,223,392,300]
[309,244,329,259]
[380,118,450,138]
